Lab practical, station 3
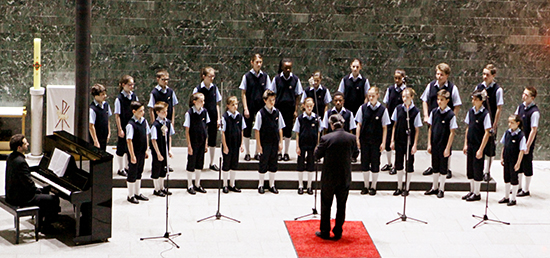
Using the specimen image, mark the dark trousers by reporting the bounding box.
[116,136,127,156]
[503,162,519,185]
[243,107,260,138]
[297,148,315,172]
[320,185,349,237]
[467,148,484,181]
[276,104,294,138]
[520,151,534,176]
[207,122,218,147]
[127,153,145,182]
[259,142,278,173]
[28,194,60,225]
[187,142,206,172]
[395,144,414,172]
[431,153,449,175]
[361,143,381,172]
[98,138,107,151]
[222,147,240,171]
[151,155,168,179]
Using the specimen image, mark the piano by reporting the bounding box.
[30,131,113,244]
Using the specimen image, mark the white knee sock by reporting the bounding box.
[432,173,439,190]
[244,137,250,155]
[511,185,518,201]
[135,179,141,195]
[209,147,216,166]
[284,137,291,155]
[127,182,135,198]
[371,173,379,189]
[117,155,124,171]
[307,172,314,188]
[195,170,202,186]
[474,181,481,195]
[439,175,446,191]
[485,157,493,174]
[230,171,236,187]
[386,151,392,165]
[469,179,474,193]
[123,153,128,170]
[397,170,404,190]
[160,177,165,190]
[259,173,265,187]
[362,171,370,187]
[223,171,229,187]
[153,178,160,191]
[524,176,532,192]
[187,171,194,188]
[518,173,524,189]
[504,183,511,199]
[269,172,276,188]
[405,173,412,191]
[298,172,304,188]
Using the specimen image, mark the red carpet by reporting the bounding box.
[285,220,381,258]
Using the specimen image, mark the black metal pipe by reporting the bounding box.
[75,0,91,140]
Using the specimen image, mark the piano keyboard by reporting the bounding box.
[31,171,72,196]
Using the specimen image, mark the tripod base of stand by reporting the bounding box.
[386,212,428,225]
[197,211,241,223]
[140,232,182,248]
[472,214,510,228]
[294,208,319,221]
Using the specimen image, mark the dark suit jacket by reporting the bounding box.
[315,128,359,188]
[5,151,38,206]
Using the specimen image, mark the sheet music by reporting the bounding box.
[48,148,71,177]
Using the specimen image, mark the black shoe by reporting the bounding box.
[278,153,283,161]
[187,187,196,195]
[462,192,473,200]
[424,189,439,195]
[511,188,523,194]
[269,186,279,194]
[134,194,149,201]
[307,188,313,195]
[117,169,128,177]
[228,186,241,193]
[360,187,369,195]
[223,186,229,193]
[315,231,331,240]
[254,154,261,160]
[352,157,357,163]
[168,166,174,172]
[369,188,376,196]
[483,173,492,182]
[244,154,251,161]
[393,189,402,196]
[381,164,392,171]
[162,188,172,195]
[283,153,290,161]
[507,200,517,206]
[517,190,530,197]
[446,170,452,179]
[423,167,433,176]
[498,197,510,204]
[466,194,481,201]
[389,168,397,175]
[402,190,409,196]
[332,233,342,240]
[298,187,304,195]
[210,164,220,171]
[194,185,207,193]
[153,190,166,197]
[127,196,139,204]
[258,186,265,194]
[437,190,444,198]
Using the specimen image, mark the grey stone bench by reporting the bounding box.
[0,195,39,244]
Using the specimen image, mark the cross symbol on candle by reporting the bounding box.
[33,62,41,70]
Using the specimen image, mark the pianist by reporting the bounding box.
[5,134,60,232]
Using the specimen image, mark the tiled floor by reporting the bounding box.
[1,147,550,258]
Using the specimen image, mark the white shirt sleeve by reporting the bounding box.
[324,90,332,104]
[450,115,458,130]
[382,109,391,126]
[464,111,470,124]
[383,88,390,104]
[125,124,134,140]
[420,84,430,102]
[253,111,262,131]
[150,125,158,140]
[89,108,96,124]
[206,112,211,124]
[216,87,222,102]
[514,106,519,115]
[531,111,540,127]
[321,112,329,129]
[496,87,504,106]
[238,74,247,90]
[349,113,357,130]
[391,109,397,122]
[500,133,506,144]
[354,107,363,124]
[519,136,527,151]
[452,86,462,106]
[427,110,433,125]
[292,118,301,133]
[483,114,492,130]
[192,87,198,94]
[363,79,370,96]
[241,115,247,130]
[183,112,191,128]
[147,93,155,108]
[271,78,277,93]
[114,98,121,114]
[108,105,112,116]
[300,92,306,103]
[170,123,175,135]
[295,79,303,96]
[221,116,227,132]
[265,74,272,91]
[172,92,179,106]
[337,78,345,93]
[278,112,286,130]
[414,113,423,128]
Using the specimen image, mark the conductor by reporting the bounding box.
[314,114,359,240]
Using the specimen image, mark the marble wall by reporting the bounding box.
[1,0,549,158]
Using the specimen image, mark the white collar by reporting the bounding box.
[250,69,263,76]
[331,107,347,114]
[367,101,381,109]
[264,106,277,114]
[472,106,486,114]
[200,81,215,89]
[192,106,205,114]
[132,116,145,123]
[280,72,294,80]
[302,112,316,119]
[226,110,240,118]
[349,73,363,80]
[121,90,133,98]
[155,85,170,92]
[508,128,522,135]
[93,99,105,108]
[437,106,451,113]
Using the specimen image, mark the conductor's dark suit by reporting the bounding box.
[315,128,359,238]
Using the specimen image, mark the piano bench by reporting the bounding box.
[0,195,40,244]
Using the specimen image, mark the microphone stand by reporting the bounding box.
[295,84,321,220]
[387,104,427,225]
[140,125,182,248]
[197,157,241,223]
[472,172,509,228]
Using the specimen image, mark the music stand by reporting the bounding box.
[197,157,241,223]
[294,81,322,220]
[387,105,427,225]
[140,124,182,248]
